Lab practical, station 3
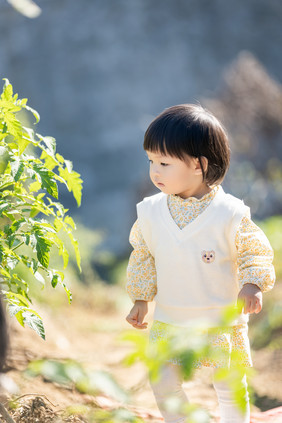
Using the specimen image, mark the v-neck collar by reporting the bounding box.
[160,186,224,240]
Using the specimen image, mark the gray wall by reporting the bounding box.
[1,0,282,254]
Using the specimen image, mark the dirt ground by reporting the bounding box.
[1,282,282,423]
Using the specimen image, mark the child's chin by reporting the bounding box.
[158,187,173,195]
[153,183,172,194]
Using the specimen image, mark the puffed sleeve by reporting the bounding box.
[126,219,157,303]
[236,215,275,292]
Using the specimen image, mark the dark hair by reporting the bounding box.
[143,104,230,185]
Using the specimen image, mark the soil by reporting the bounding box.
[0,283,282,423]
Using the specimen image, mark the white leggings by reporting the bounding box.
[149,363,250,423]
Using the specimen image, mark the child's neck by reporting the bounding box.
[178,184,212,200]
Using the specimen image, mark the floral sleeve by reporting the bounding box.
[236,215,275,292]
[126,220,157,302]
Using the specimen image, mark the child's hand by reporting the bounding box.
[126,300,148,329]
[237,283,262,314]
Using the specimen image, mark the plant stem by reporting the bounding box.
[0,402,16,423]
[12,242,24,251]
[0,182,15,191]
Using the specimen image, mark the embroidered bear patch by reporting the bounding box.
[201,250,215,263]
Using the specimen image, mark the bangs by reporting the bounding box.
[143,114,195,159]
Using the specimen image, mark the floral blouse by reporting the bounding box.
[126,186,275,303]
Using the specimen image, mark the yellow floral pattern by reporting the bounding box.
[126,186,275,368]
[149,321,252,368]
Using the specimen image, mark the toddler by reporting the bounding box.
[126,104,275,423]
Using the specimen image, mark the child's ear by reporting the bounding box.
[194,157,208,174]
[200,156,208,173]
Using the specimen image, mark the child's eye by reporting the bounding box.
[161,163,169,167]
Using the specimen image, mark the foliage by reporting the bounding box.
[121,330,212,421]
[250,298,282,350]
[26,358,128,403]
[248,216,282,349]
[65,405,144,423]
[255,215,282,280]
[0,78,83,338]
[121,305,252,422]
[57,222,114,285]
[25,358,145,422]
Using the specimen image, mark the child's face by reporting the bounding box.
[146,150,210,199]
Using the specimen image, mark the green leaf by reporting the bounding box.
[59,167,83,207]
[68,231,81,272]
[59,243,69,269]
[22,126,36,143]
[38,222,57,233]
[55,153,64,164]
[25,257,39,273]
[51,273,59,288]
[34,231,52,267]
[38,135,56,156]
[15,309,25,327]
[62,282,72,304]
[22,104,40,123]
[79,370,128,403]
[1,79,13,101]
[0,133,7,141]
[4,111,22,139]
[7,217,26,235]
[6,291,30,307]
[22,310,45,340]
[40,150,57,171]
[0,145,10,173]
[49,232,69,268]
[33,163,58,198]
[0,202,10,216]
[23,233,30,245]
[10,158,25,181]
[0,267,11,278]
[0,244,4,263]
[49,270,71,303]
[0,101,21,113]
[16,98,28,106]
[47,199,65,217]
[29,180,42,193]
[27,360,73,385]
[8,303,25,318]
[54,217,63,231]
[64,215,76,230]
[63,283,72,304]
[220,304,242,327]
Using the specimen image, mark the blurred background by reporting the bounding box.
[1,0,282,261]
[1,1,282,421]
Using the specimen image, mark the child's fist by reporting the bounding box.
[126,300,148,329]
[237,283,262,314]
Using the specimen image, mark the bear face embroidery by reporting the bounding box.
[202,250,215,263]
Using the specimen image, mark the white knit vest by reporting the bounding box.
[137,186,250,327]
